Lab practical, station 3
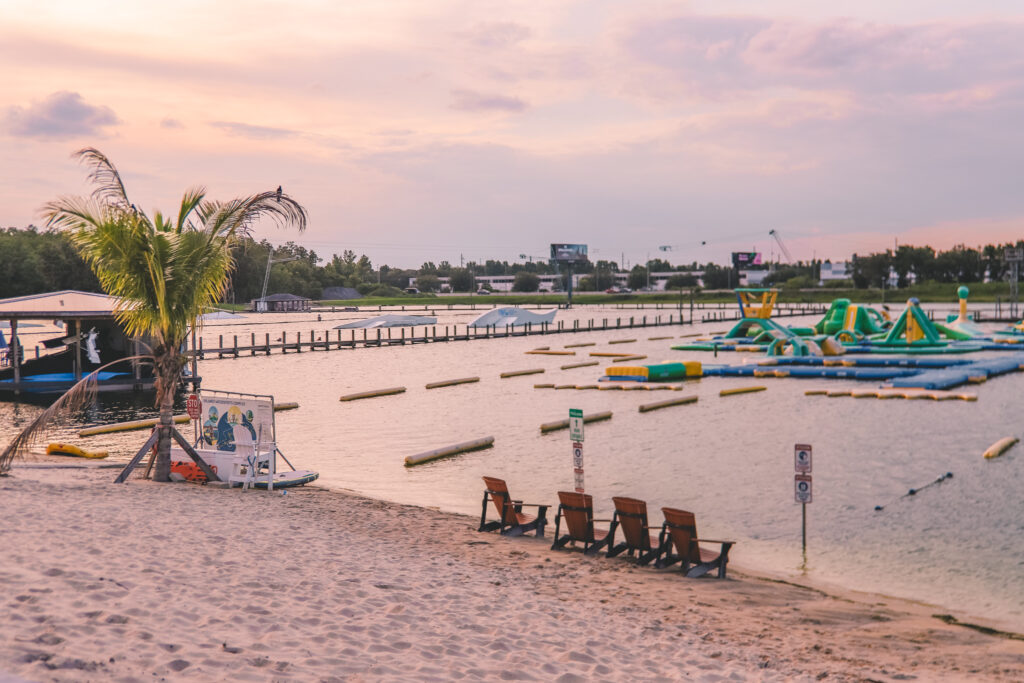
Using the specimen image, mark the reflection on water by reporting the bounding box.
[2,305,1022,631]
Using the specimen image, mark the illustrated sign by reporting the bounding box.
[569,408,584,442]
[794,444,812,474]
[731,251,763,268]
[199,396,274,452]
[795,474,812,504]
[186,394,202,420]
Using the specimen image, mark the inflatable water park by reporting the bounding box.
[602,287,1024,393]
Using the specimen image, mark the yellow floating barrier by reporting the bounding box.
[533,346,550,351]
[678,333,702,338]
[564,342,596,348]
[983,436,1018,459]
[827,390,852,397]
[404,436,494,467]
[554,384,576,390]
[851,391,877,399]
[46,443,108,459]
[590,352,634,358]
[598,384,625,390]
[534,383,555,388]
[575,385,600,390]
[612,355,647,363]
[79,414,190,437]
[967,375,987,384]
[608,339,637,344]
[425,377,480,389]
[648,336,673,341]
[773,370,790,378]
[638,395,698,413]
[756,359,779,366]
[339,387,406,401]
[720,386,767,397]
[526,350,576,356]
[753,370,774,378]
[804,389,828,396]
[501,368,545,378]
[561,361,600,370]
[540,411,613,433]
[274,402,299,411]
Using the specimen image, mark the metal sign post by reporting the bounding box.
[794,444,813,558]
[570,409,584,492]
[186,393,202,443]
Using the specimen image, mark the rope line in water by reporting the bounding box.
[874,472,953,511]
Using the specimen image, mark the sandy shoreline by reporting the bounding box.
[1,467,1022,682]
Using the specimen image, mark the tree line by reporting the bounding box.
[2,226,1022,301]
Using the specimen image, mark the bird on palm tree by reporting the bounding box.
[0,148,306,480]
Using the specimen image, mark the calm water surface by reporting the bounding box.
[3,305,1022,631]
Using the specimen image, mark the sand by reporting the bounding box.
[1,467,1022,682]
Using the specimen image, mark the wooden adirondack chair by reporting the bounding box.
[478,476,549,537]
[551,491,613,555]
[655,507,734,578]
[606,496,662,565]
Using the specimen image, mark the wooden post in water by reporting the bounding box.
[218,334,223,359]
[265,333,270,355]
[251,332,256,356]
[282,331,287,353]
[233,335,238,357]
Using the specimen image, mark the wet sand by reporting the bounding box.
[1,466,1022,682]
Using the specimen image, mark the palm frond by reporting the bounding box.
[176,187,207,233]
[0,356,151,474]
[73,148,133,213]
[200,190,307,244]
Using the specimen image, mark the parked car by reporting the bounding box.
[476,289,491,295]
[404,287,420,294]
[605,287,632,294]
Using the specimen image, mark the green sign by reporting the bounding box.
[569,408,584,442]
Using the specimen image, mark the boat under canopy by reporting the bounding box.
[334,314,437,329]
[469,307,557,328]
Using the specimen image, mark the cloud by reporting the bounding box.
[160,118,183,129]
[209,121,298,139]
[462,21,531,48]
[5,91,119,139]
[450,89,528,112]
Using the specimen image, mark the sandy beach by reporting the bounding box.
[1,466,1022,682]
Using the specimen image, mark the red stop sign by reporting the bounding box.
[186,394,202,419]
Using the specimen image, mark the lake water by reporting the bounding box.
[3,304,1022,632]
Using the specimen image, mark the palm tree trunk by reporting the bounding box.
[152,349,180,483]
[154,400,173,482]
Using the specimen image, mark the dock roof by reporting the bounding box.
[0,290,122,320]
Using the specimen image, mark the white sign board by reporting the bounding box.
[795,474,812,504]
[199,396,274,452]
[572,441,584,492]
[569,408,584,442]
[794,444,812,474]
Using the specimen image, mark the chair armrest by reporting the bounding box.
[505,501,547,510]
[697,538,734,545]
[591,518,613,523]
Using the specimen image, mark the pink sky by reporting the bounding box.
[2,1,1023,268]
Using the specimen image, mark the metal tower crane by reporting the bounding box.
[768,229,794,264]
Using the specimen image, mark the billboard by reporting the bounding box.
[550,243,588,263]
[731,251,763,269]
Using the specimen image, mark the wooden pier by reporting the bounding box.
[194,304,826,360]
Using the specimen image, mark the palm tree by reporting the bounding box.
[0,148,306,480]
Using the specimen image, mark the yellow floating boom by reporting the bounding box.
[425,377,480,389]
[339,387,406,401]
[79,414,190,437]
[564,342,596,348]
[274,402,299,411]
[540,411,613,433]
[608,339,637,344]
[612,355,647,363]
[983,437,1018,459]
[526,350,576,356]
[638,396,698,413]
[720,386,767,397]
[500,368,545,378]
[590,352,634,358]
[404,436,494,467]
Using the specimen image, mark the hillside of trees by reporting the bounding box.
[1,226,1021,302]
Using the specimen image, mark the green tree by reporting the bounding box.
[665,273,698,289]
[416,274,441,292]
[0,148,306,479]
[512,271,540,292]
[448,268,476,292]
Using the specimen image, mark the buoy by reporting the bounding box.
[274,402,299,411]
[720,386,767,397]
[983,437,1018,459]
[540,411,612,433]
[46,443,108,459]
[533,383,555,389]
[638,396,698,413]
[339,387,406,401]
[500,368,545,378]
[425,377,480,389]
[79,414,190,437]
[404,437,494,467]
[612,355,647,363]
[526,350,576,356]
[561,361,600,370]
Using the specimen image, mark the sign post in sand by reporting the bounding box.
[794,444,813,557]
[570,408,584,492]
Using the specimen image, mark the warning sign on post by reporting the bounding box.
[795,474,812,503]
[794,444,812,473]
